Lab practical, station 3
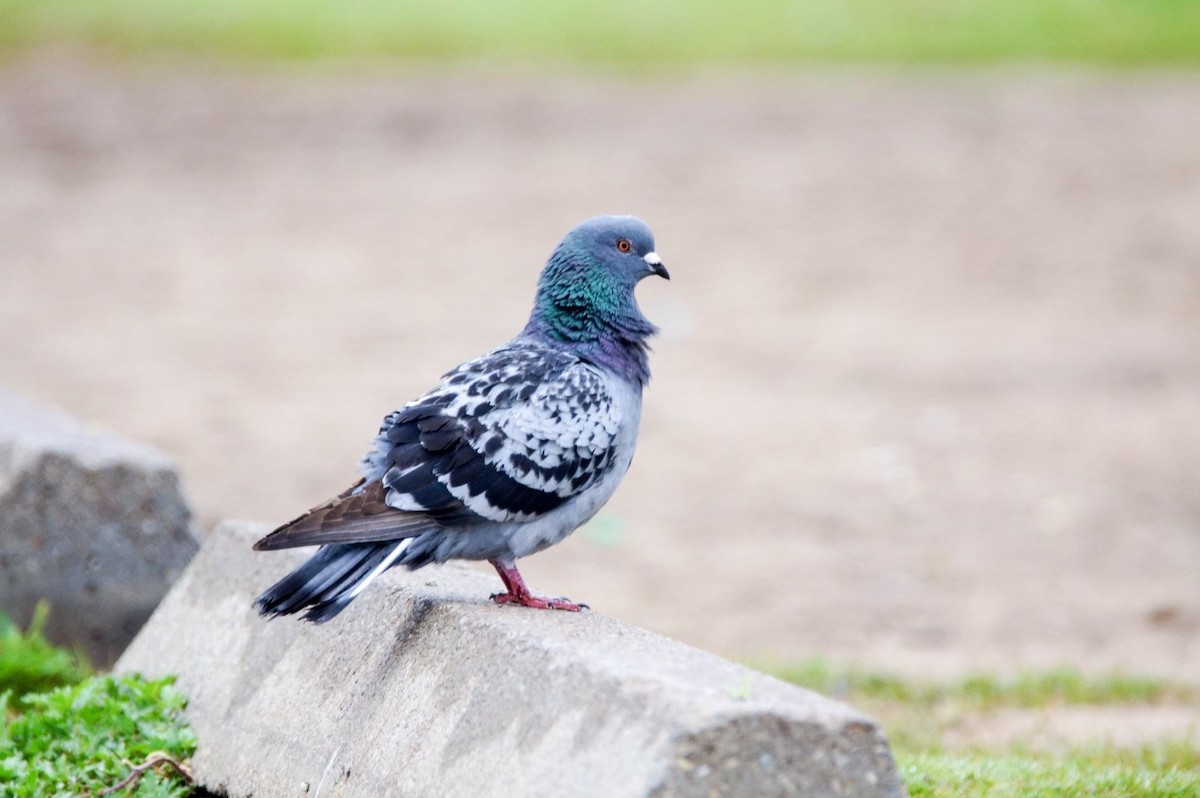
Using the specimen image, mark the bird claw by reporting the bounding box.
[490,591,587,612]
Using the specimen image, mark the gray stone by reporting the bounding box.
[0,391,199,666]
[117,521,905,798]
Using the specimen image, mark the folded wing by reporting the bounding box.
[253,341,623,551]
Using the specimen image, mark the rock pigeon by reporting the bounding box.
[253,215,668,623]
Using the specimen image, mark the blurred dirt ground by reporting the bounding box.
[2,55,1198,680]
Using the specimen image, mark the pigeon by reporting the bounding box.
[253,215,669,623]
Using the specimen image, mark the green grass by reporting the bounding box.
[902,750,1200,798]
[0,603,90,700]
[772,658,1200,798]
[1,0,1200,67]
[774,658,1199,710]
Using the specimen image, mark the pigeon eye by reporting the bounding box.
[617,239,632,253]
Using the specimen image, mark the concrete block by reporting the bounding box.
[0,391,199,666]
[117,521,905,798]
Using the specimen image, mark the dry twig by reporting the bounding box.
[98,751,193,796]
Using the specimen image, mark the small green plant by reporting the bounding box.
[0,674,197,797]
[725,674,752,701]
[0,603,90,699]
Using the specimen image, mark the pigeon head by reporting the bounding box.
[525,215,668,385]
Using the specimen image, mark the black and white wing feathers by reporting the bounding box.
[370,341,623,522]
[255,341,624,551]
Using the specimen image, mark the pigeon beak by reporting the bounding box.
[643,252,669,280]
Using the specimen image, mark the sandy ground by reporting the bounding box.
[2,56,1198,688]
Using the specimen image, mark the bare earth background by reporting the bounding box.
[2,56,1197,680]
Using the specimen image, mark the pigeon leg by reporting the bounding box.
[487,559,587,612]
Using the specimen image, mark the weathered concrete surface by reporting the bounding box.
[0,391,198,666]
[117,521,905,798]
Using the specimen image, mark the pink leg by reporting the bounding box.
[487,559,587,612]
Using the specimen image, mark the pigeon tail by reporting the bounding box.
[254,540,408,624]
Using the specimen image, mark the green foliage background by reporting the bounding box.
[2,0,1199,67]
[0,605,89,701]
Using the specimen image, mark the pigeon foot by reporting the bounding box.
[488,558,588,612]
[490,591,587,612]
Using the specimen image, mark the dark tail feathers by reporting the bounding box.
[254,541,406,624]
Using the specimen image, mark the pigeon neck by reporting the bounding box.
[528,321,657,388]
[524,248,657,386]
[587,335,653,388]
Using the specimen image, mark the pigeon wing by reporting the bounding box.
[369,342,624,523]
[253,341,624,551]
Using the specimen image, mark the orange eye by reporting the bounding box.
[617,239,632,253]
